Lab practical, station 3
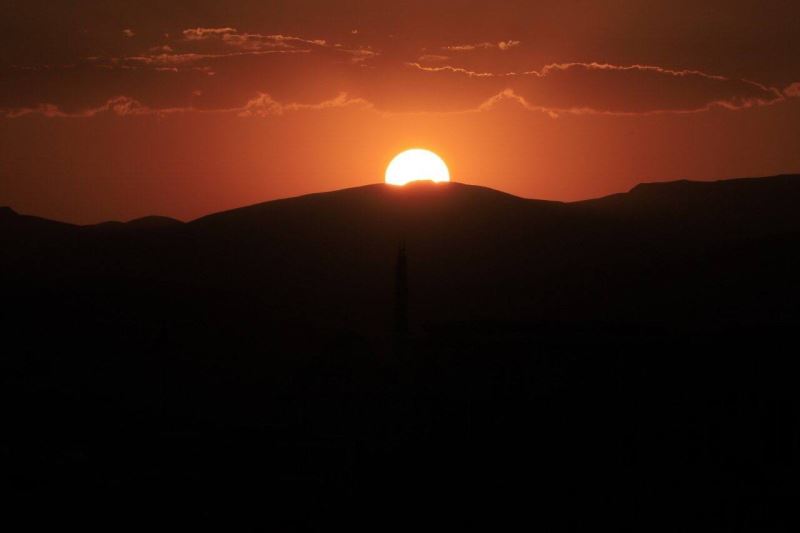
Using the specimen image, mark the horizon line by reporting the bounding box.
[4,173,799,226]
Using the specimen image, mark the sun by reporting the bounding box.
[385,149,450,186]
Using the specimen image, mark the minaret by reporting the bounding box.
[394,242,409,352]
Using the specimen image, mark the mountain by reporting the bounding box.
[576,173,800,240]
[87,215,184,232]
[3,175,800,334]
[3,174,799,530]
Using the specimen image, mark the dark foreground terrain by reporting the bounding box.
[2,175,799,530]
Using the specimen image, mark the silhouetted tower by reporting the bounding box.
[394,242,409,351]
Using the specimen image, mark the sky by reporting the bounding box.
[1,0,799,223]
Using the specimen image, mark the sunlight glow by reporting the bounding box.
[385,149,450,186]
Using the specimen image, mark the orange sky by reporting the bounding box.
[1,1,799,223]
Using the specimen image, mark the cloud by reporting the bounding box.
[118,27,377,66]
[236,92,371,117]
[443,40,520,51]
[473,89,557,117]
[4,50,797,120]
[124,53,214,66]
[417,54,450,62]
[405,61,789,115]
[181,27,327,51]
[221,32,327,50]
[88,48,311,73]
[79,24,380,76]
[3,96,165,118]
[784,82,800,98]
[340,48,378,63]
[122,29,135,38]
[182,27,237,40]
[497,40,521,51]
[204,29,377,62]
[408,60,738,80]
[2,92,371,119]
[405,62,495,78]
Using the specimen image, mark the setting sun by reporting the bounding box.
[385,149,450,186]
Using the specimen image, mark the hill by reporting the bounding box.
[3,175,800,332]
[2,175,799,530]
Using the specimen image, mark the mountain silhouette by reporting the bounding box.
[4,174,799,333]
[577,174,800,240]
[2,175,799,531]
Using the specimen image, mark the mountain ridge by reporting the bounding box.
[3,172,799,334]
[3,174,799,227]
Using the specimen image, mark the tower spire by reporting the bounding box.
[394,241,409,352]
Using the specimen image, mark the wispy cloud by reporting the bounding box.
[405,62,495,78]
[179,27,375,61]
[417,54,450,62]
[3,96,167,118]
[471,88,784,118]
[87,48,310,74]
[91,27,379,69]
[236,92,370,117]
[405,61,793,115]
[443,40,520,52]
[4,50,797,120]
[2,92,370,119]
[784,82,800,98]
[339,48,378,63]
[221,32,327,50]
[408,60,741,80]
[182,27,237,40]
[497,40,520,51]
